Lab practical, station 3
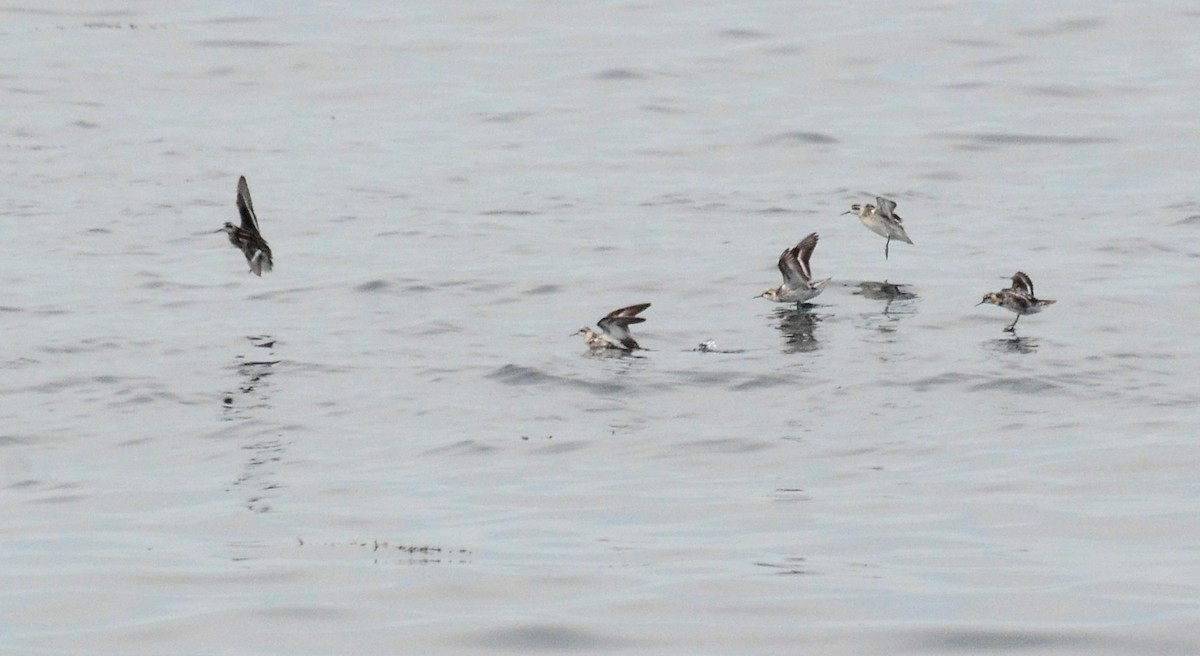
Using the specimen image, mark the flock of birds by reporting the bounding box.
[218,177,1055,351]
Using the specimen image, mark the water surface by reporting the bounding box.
[3,2,1199,654]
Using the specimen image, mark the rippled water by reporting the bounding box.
[4,2,1200,654]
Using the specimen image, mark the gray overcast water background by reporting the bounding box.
[3,2,1200,654]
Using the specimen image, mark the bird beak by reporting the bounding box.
[213,227,225,233]
[974,300,985,306]
[840,210,851,215]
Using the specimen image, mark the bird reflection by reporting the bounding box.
[986,335,1040,354]
[222,335,284,514]
[235,359,276,393]
[772,306,822,353]
[855,281,917,316]
[223,335,279,415]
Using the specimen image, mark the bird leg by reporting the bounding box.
[1005,315,1020,332]
[885,236,891,260]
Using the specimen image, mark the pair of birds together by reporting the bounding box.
[577,197,1053,351]
[216,177,660,350]
[758,196,914,305]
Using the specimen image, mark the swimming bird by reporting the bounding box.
[842,196,913,259]
[757,232,830,306]
[217,176,273,276]
[977,271,1055,332]
[575,303,651,351]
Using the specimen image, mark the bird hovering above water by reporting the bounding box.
[217,176,273,276]
[977,271,1055,332]
[575,303,651,351]
[757,232,830,306]
[842,196,913,259]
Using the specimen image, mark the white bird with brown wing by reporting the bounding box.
[977,271,1056,332]
[757,232,830,306]
[575,303,651,351]
[842,196,913,259]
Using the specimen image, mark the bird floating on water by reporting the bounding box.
[977,271,1055,332]
[757,232,830,306]
[842,196,913,259]
[218,176,273,276]
[575,303,651,351]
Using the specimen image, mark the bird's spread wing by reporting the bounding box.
[599,315,646,329]
[795,233,819,281]
[777,245,804,287]
[237,176,261,233]
[1010,271,1034,296]
[595,318,638,348]
[606,303,650,320]
[776,246,798,284]
[779,235,817,286]
[597,304,650,348]
[875,196,899,222]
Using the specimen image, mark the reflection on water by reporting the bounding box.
[232,436,286,514]
[10,2,1200,650]
[772,306,822,353]
[222,335,283,513]
[849,281,920,335]
[856,281,914,301]
[855,281,918,316]
[583,348,647,360]
[986,336,1040,354]
[222,335,279,418]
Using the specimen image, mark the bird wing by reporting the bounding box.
[777,246,796,283]
[1010,271,1034,296]
[237,176,261,233]
[794,233,819,281]
[875,196,900,222]
[606,303,650,320]
[777,244,806,286]
[595,317,639,348]
[598,303,650,348]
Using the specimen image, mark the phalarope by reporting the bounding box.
[575,303,651,351]
[977,271,1055,332]
[842,196,913,259]
[217,176,273,276]
[757,232,830,306]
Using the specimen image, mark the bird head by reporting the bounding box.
[843,203,873,217]
[976,293,1002,307]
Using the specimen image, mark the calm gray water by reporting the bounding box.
[3,2,1200,654]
